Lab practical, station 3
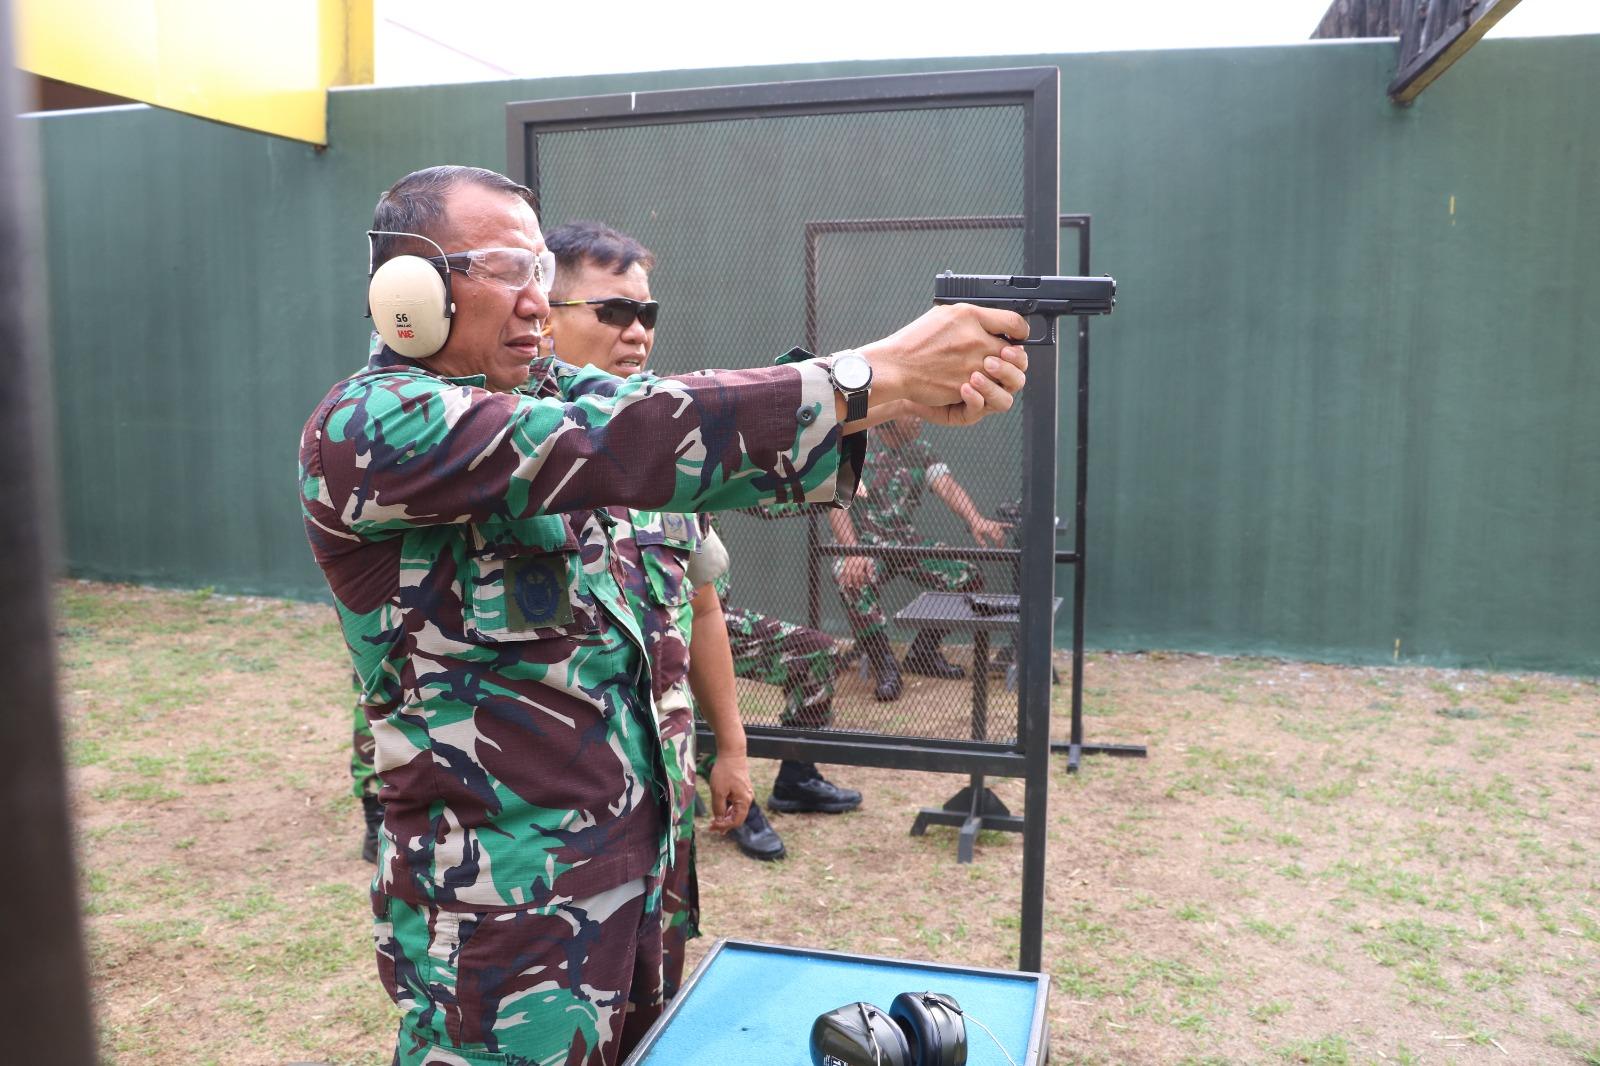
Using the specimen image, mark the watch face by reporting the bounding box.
[833,353,872,390]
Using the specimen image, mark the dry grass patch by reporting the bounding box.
[58,582,1600,1065]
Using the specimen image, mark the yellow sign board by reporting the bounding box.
[13,0,372,144]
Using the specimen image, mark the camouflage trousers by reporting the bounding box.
[656,685,699,1003]
[348,670,380,800]
[660,834,698,1001]
[835,537,984,639]
[351,699,380,800]
[374,877,664,1066]
[724,606,841,728]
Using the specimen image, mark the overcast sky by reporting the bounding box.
[374,0,1600,85]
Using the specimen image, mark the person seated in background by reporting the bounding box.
[830,415,1011,700]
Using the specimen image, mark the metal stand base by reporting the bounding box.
[1050,740,1148,773]
[910,776,1024,863]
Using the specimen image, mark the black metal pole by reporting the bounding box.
[0,18,99,1060]
[1016,67,1060,976]
[804,222,822,630]
[1069,225,1091,754]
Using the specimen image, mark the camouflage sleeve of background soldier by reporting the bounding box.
[302,360,864,539]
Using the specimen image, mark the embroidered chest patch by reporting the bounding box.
[504,555,575,629]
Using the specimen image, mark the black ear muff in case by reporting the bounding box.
[366,229,456,359]
[890,992,967,1066]
[810,992,968,1066]
[811,1001,913,1066]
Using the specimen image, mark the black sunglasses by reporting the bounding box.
[550,297,659,330]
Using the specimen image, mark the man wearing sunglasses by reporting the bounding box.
[301,165,1029,1066]
[542,220,872,993]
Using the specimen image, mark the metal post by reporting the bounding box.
[0,15,99,1059]
[1016,68,1060,975]
[1069,238,1091,753]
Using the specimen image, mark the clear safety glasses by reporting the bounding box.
[366,230,557,295]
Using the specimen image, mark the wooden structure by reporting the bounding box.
[1314,0,1526,103]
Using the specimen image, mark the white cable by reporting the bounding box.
[858,1002,882,1066]
[960,1010,1019,1066]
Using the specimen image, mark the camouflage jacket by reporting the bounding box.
[854,434,950,543]
[300,346,859,911]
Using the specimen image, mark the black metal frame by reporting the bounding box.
[800,213,1148,777]
[508,66,1059,971]
[1051,216,1148,772]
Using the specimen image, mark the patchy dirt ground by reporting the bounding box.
[58,582,1600,1065]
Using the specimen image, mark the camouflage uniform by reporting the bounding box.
[301,345,860,1065]
[656,685,699,1003]
[839,433,983,639]
[350,672,379,799]
[624,514,701,1005]
[347,330,386,810]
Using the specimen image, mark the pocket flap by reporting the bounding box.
[469,514,578,559]
[633,511,699,551]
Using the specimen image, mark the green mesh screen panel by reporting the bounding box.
[533,103,1030,744]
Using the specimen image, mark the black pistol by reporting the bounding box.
[934,271,1117,346]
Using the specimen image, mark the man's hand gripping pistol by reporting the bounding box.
[934,271,1117,346]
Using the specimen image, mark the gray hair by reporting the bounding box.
[370,165,537,269]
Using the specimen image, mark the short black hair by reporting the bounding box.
[544,221,655,298]
[369,165,537,270]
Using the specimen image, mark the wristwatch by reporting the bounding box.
[829,349,873,421]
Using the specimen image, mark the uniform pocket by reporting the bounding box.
[462,515,597,642]
[397,1035,508,1066]
[634,512,700,608]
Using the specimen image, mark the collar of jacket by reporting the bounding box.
[367,345,488,389]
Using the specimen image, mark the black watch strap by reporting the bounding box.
[845,387,869,422]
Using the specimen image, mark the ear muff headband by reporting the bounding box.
[367,229,456,359]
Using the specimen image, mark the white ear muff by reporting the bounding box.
[369,256,453,358]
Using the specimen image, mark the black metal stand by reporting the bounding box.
[911,775,1023,864]
[1055,216,1147,774]
[895,591,1061,862]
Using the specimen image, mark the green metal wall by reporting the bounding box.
[28,37,1600,672]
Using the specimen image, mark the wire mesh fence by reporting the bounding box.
[530,92,1030,746]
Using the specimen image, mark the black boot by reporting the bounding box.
[728,803,786,861]
[905,629,965,680]
[859,631,903,702]
[768,760,863,814]
[360,794,384,864]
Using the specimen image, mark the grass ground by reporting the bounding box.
[58,581,1600,1065]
